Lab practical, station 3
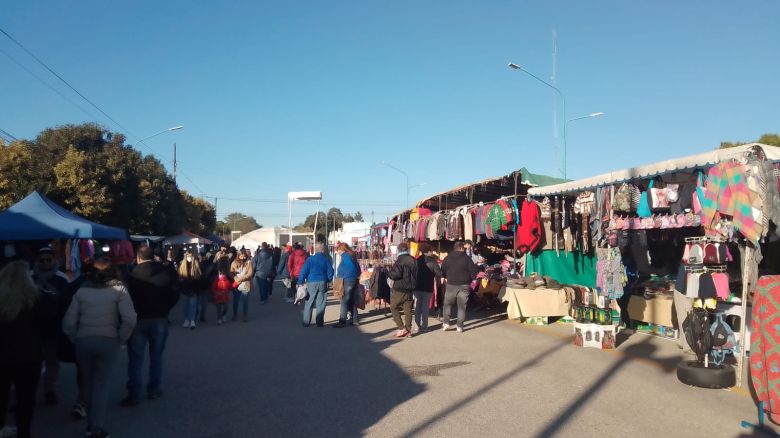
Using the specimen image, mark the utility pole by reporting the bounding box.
[173,143,177,183]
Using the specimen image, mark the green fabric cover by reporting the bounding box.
[520,167,569,187]
[525,250,597,287]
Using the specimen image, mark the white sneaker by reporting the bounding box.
[182,320,190,328]
[190,321,196,330]
[442,323,451,331]
[0,425,18,438]
[456,327,463,333]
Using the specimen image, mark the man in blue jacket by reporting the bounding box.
[298,243,334,327]
[252,243,274,304]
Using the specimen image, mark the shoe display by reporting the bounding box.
[0,426,18,438]
[71,402,87,419]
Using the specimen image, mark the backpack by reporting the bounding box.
[614,183,639,213]
[710,313,738,366]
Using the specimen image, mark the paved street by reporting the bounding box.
[35,282,775,438]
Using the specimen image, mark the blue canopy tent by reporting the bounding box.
[0,191,128,241]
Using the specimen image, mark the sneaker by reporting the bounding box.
[333,321,346,328]
[394,329,409,338]
[405,331,413,338]
[442,323,452,331]
[182,320,190,328]
[119,396,139,407]
[411,327,420,334]
[45,390,58,405]
[190,322,196,330]
[456,327,464,333]
[0,425,17,437]
[217,319,223,325]
[71,402,87,419]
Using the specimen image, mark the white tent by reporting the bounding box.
[230,227,312,249]
[528,143,780,196]
[163,231,212,246]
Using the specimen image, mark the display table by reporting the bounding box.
[501,287,570,320]
[627,294,674,327]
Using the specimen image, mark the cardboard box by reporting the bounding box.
[627,294,674,327]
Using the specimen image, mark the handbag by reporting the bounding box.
[692,171,705,214]
[637,180,653,218]
[356,285,366,310]
[332,277,345,299]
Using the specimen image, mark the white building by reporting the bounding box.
[327,222,372,246]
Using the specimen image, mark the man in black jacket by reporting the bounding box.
[440,241,480,333]
[388,242,417,338]
[121,246,179,407]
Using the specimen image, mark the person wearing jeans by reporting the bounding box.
[333,243,361,328]
[123,245,178,407]
[178,251,203,329]
[231,250,254,322]
[252,243,274,304]
[413,243,442,333]
[440,241,480,333]
[63,258,137,438]
[298,243,334,327]
[126,319,168,402]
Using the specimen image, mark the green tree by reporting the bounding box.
[719,132,779,149]
[223,212,262,234]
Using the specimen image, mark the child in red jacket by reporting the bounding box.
[211,268,232,324]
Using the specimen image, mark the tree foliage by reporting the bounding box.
[0,123,215,236]
[294,208,366,242]
[719,132,780,149]
[223,212,261,235]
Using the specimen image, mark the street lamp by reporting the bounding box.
[508,62,571,178]
[134,125,184,149]
[381,161,424,209]
[564,112,604,177]
[288,191,323,253]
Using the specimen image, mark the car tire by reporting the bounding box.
[676,360,736,389]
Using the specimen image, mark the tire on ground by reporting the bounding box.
[676,360,736,389]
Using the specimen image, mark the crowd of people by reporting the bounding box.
[0,237,483,438]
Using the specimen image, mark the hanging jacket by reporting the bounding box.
[516,200,542,253]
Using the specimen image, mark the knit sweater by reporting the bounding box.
[516,200,542,253]
[702,161,761,242]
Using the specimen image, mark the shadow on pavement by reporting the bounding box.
[33,282,425,438]
[531,338,677,438]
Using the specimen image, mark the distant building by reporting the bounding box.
[327,222,371,246]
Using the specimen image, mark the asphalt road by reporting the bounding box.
[31,281,777,438]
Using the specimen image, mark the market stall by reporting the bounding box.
[526,143,780,387]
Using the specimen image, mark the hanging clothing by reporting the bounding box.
[516,200,541,254]
[701,161,762,242]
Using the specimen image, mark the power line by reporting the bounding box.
[0,48,103,122]
[0,27,213,197]
[0,127,16,142]
[0,26,137,138]
[207,195,401,207]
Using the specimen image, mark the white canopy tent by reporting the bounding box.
[230,227,312,250]
[162,231,212,246]
[528,143,780,197]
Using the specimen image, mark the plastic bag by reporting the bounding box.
[295,283,308,303]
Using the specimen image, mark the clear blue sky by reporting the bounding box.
[2,1,778,226]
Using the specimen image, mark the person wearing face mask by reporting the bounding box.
[178,251,202,329]
[30,247,70,406]
[230,250,254,322]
